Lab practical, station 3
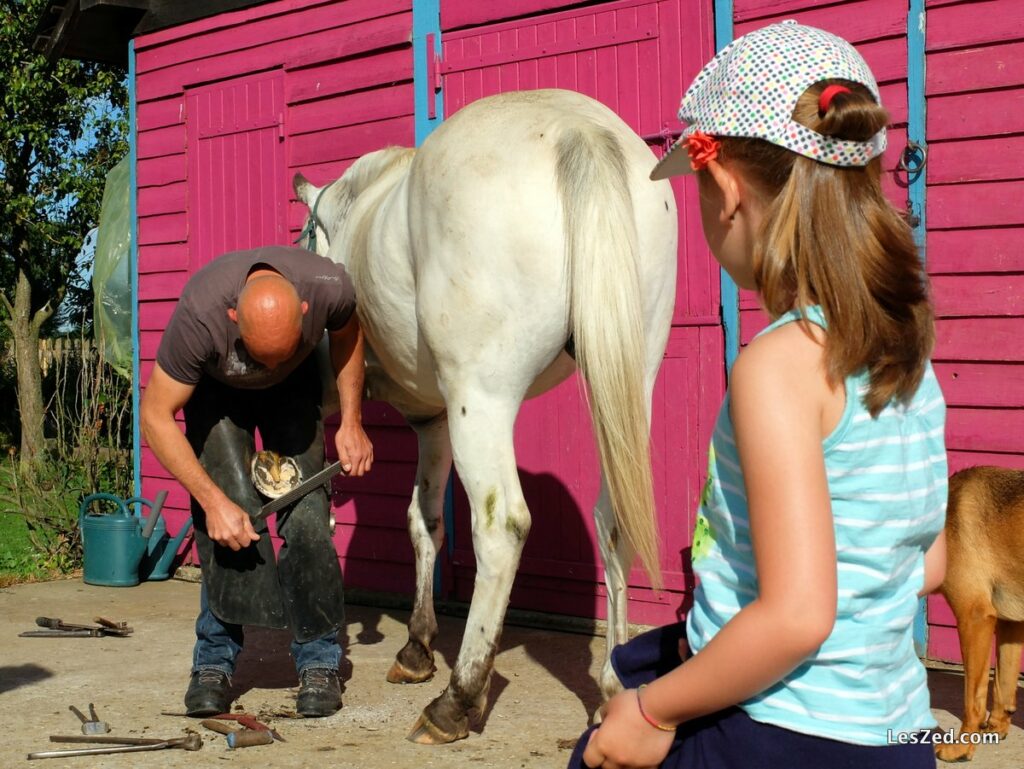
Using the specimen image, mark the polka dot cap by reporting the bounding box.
[651,21,887,180]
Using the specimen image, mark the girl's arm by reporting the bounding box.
[920,529,946,596]
[583,323,839,769]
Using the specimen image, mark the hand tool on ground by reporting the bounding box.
[227,729,274,749]
[252,460,346,524]
[218,713,285,742]
[68,703,110,734]
[22,616,134,638]
[93,616,130,632]
[19,629,98,638]
[28,733,202,759]
[199,713,285,742]
[50,735,172,745]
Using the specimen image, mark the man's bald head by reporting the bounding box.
[228,273,308,370]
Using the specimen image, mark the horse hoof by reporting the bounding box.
[406,712,468,744]
[386,659,435,684]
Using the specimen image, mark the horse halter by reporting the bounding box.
[295,183,332,252]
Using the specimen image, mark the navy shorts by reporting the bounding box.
[569,623,935,769]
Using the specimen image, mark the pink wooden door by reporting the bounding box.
[440,0,720,625]
[924,0,1024,667]
[186,70,289,269]
[731,1,915,342]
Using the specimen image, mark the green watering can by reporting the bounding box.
[79,490,193,587]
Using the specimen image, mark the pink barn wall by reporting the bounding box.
[439,0,719,624]
[134,0,420,596]
[733,0,914,343]
[925,0,1024,665]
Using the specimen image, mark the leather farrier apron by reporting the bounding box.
[183,355,345,642]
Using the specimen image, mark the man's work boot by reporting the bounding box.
[296,668,342,717]
[184,669,232,717]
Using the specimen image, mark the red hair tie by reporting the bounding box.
[818,85,852,116]
[686,131,721,172]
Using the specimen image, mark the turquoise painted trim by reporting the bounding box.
[129,39,141,504]
[907,0,929,658]
[907,0,928,262]
[413,0,451,592]
[413,0,444,144]
[714,0,739,372]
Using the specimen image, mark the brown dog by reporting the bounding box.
[938,466,1024,762]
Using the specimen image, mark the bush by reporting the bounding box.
[0,338,131,574]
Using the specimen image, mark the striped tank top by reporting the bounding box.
[686,305,947,745]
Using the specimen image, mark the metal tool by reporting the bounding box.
[68,703,110,734]
[252,460,346,524]
[215,714,284,742]
[19,629,97,638]
[28,733,202,759]
[227,729,274,749]
[50,735,169,745]
[200,720,274,749]
[20,616,134,638]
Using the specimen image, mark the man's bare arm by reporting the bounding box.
[328,315,373,476]
[140,363,259,550]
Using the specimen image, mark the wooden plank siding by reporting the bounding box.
[441,1,615,32]
[733,1,915,345]
[924,0,1024,665]
[134,0,418,591]
[440,0,717,624]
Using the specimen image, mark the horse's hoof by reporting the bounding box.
[406,712,468,744]
[386,659,435,685]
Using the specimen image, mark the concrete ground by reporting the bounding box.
[1,577,1022,768]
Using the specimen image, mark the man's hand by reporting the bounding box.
[335,422,373,477]
[203,495,261,551]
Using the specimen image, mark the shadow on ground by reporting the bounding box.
[0,664,52,695]
[928,667,1024,731]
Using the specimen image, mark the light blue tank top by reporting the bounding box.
[686,305,947,745]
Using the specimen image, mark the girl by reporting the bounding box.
[577,21,946,769]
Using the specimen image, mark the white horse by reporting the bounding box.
[295,88,677,743]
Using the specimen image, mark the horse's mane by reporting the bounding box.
[329,146,416,214]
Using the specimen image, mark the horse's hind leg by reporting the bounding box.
[407,392,528,744]
[388,413,453,685]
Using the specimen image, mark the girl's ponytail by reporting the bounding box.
[719,80,934,416]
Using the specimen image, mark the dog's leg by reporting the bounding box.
[986,619,1024,739]
[937,599,997,763]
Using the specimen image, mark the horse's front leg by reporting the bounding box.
[388,413,452,685]
[407,393,529,744]
[594,479,633,705]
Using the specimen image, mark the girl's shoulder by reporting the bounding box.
[730,317,838,432]
[736,316,827,378]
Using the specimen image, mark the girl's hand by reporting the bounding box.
[581,689,675,769]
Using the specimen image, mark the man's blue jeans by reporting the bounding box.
[192,583,340,676]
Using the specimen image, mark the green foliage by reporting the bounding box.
[0,494,48,580]
[0,340,132,576]
[1,0,128,330]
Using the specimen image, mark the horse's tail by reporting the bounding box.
[555,125,662,589]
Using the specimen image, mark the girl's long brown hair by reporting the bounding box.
[718,79,934,416]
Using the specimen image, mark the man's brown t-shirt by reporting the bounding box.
[156,246,356,389]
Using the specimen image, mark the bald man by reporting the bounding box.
[141,245,372,718]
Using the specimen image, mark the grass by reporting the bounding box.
[0,464,53,586]
[0,512,49,586]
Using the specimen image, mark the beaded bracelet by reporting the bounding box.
[636,685,675,732]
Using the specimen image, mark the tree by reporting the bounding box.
[0,0,128,461]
